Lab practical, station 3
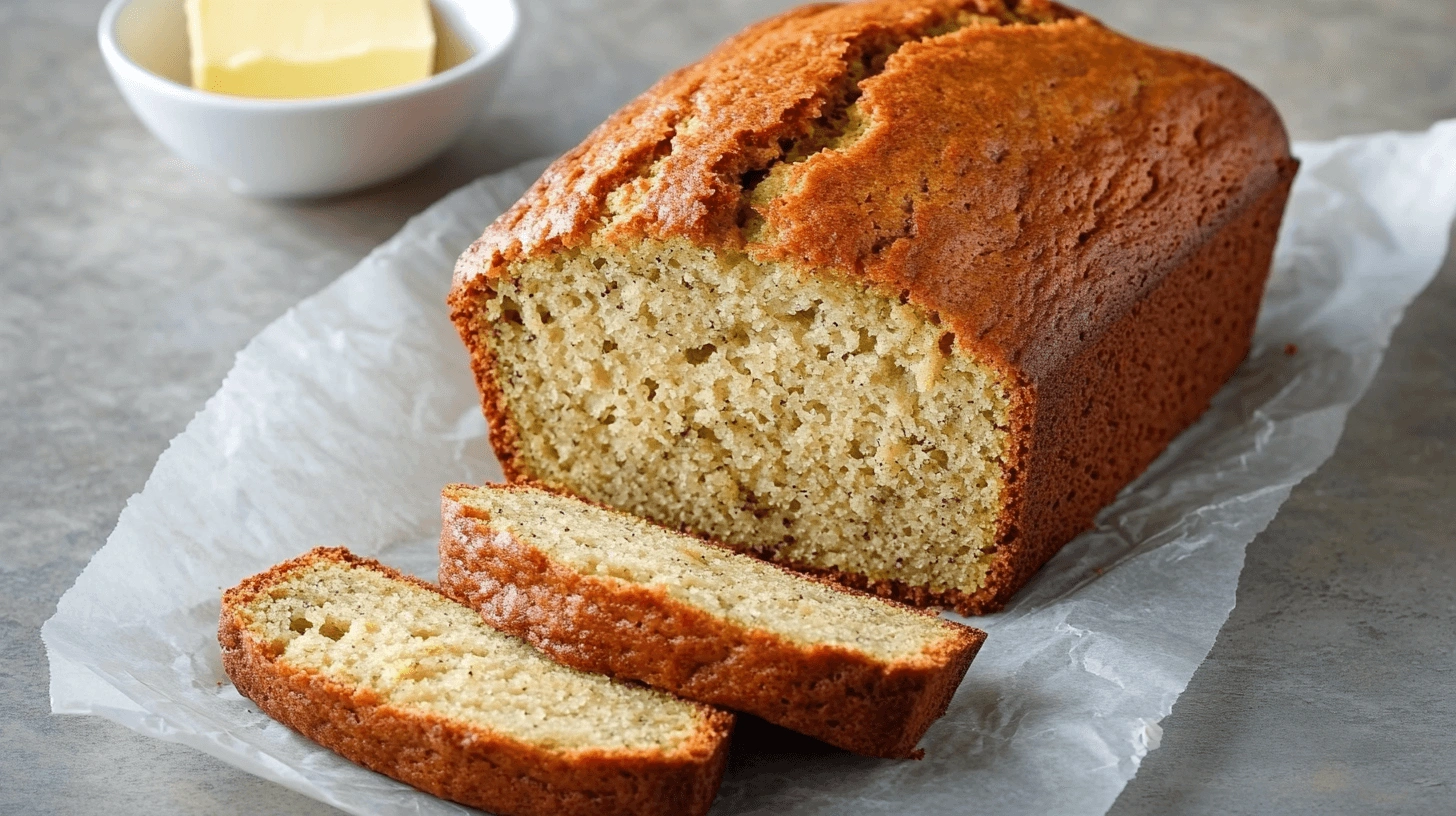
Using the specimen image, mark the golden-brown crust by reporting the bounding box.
[437,486,986,758]
[219,547,733,816]
[966,165,1297,611]
[789,165,1296,613]
[448,0,1297,613]
[451,0,1288,376]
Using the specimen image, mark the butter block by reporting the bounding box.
[184,0,436,99]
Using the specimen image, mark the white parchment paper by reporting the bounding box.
[43,119,1456,816]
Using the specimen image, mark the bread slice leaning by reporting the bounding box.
[219,547,732,816]
[439,484,987,758]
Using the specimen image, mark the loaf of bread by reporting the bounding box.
[219,548,732,816]
[448,0,1296,613]
[439,483,985,758]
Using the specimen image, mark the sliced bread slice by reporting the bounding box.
[219,547,732,816]
[439,484,986,758]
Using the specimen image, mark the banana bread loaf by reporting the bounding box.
[448,0,1296,613]
[219,548,732,816]
[438,483,986,758]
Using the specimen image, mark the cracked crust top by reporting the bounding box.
[451,0,1291,382]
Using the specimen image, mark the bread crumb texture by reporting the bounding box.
[238,559,705,752]
[477,240,1012,598]
[458,485,959,662]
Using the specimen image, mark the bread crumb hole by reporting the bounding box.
[685,344,717,365]
[857,328,875,354]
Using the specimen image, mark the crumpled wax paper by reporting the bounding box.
[43,119,1456,816]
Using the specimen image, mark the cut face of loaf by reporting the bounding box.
[218,548,732,816]
[475,241,1012,601]
[449,0,1297,613]
[438,483,986,758]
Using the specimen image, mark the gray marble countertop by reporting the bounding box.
[3,1,1454,813]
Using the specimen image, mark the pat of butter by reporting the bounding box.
[184,0,436,99]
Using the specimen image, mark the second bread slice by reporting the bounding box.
[439,483,986,758]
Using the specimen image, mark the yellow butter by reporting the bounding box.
[184,0,436,99]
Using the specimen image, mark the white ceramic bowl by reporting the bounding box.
[98,0,518,198]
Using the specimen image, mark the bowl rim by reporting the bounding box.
[97,0,519,111]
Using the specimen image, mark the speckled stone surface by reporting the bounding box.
[1,1,1453,814]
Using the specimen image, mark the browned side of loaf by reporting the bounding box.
[219,547,733,816]
[781,165,1297,612]
[448,0,1296,614]
[438,489,986,759]
[965,165,1297,611]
